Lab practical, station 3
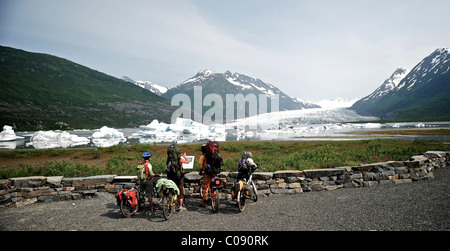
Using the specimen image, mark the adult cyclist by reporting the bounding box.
[139,152,160,212]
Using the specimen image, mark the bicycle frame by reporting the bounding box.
[236,167,258,212]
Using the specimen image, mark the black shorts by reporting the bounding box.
[140,176,160,196]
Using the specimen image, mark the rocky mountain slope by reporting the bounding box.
[351,48,450,120]
[0,46,175,130]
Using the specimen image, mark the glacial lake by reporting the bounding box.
[2,121,450,150]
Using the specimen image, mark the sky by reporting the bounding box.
[1,0,449,102]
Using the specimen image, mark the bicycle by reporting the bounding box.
[155,178,184,220]
[199,172,222,213]
[160,185,179,220]
[236,167,258,212]
[118,178,163,218]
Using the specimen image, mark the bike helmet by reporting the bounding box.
[242,151,252,159]
[245,158,256,167]
[142,152,152,158]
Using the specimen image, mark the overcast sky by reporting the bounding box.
[1,0,449,102]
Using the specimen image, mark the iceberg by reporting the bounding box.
[91,126,126,147]
[0,125,24,141]
[27,130,90,149]
[134,118,227,144]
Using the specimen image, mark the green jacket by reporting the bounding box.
[156,178,180,195]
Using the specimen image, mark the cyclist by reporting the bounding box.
[232,152,258,199]
[198,144,212,207]
[237,152,258,182]
[139,152,160,212]
[166,143,189,212]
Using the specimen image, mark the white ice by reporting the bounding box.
[0,125,24,141]
[135,118,227,144]
[91,126,126,147]
[226,108,382,141]
[27,130,90,149]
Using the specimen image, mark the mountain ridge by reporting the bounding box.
[351,48,450,120]
[163,69,319,112]
[0,45,175,130]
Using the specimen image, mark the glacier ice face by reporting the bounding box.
[226,107,381,141]
[227,108,379,129]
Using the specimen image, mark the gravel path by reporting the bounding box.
[1,167,449,231]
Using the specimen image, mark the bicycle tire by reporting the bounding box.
[237,190,246,212]
[162,194,175,220]
[120,197,138,218]
[251,181,258,202]
[211,187,219,213]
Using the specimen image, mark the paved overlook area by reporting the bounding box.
[1,167,449,231]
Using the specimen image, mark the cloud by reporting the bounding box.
[1,0,449,101]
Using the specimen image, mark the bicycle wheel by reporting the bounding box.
[162,194,175,220]
[120,197,138,218]
[211,187,219,213]
[251,181,258,202]
[237,190,246,212]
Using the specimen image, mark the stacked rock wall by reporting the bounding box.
[1,151,449,207]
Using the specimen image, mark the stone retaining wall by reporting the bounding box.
[1,151,449,207]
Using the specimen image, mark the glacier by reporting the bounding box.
[226,107,380,141]
[227,108,379,129]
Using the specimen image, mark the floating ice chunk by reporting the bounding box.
[139,119,168,132]
[351,123,382,129]
[0,125,24,141]
[134,118,227,144]
[92,126,125,139]
[27,130,90,149]
[91,126,126,147]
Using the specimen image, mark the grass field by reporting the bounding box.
[1,139,450,179]
[348,128,450,135]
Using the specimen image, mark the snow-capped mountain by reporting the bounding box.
[224,70,278,98]
[292,97,320,109]
[165,69,319,111]
[351,48,450,120]
[395,48,449,91]
[359,68,408,103]
[121,76,168,96]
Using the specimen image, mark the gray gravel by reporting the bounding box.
[1,167,450,231]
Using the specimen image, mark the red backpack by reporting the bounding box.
[205,141,223,175]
